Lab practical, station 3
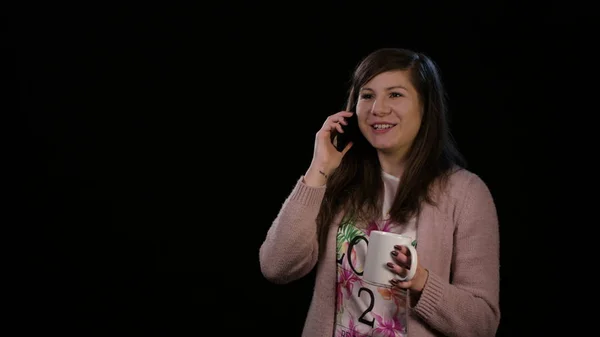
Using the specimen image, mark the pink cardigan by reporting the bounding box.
[259,168,500,337]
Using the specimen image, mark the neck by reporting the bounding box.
[377,149,408,178]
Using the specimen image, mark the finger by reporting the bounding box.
[390,278,412,289]
[318,121,336,135]
[317,122,343,142]
[325,121,344,133]
[394,245,407,254]
[386,262,408,279]
[340,141,353,155]
[394,245,413,265]
[334,111,354,118]
[328,115,348,125]
[391,250,411,269]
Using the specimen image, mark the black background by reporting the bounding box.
[13,1,598,336]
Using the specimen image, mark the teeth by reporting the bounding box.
[373,124,394,130]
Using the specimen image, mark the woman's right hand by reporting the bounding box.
[303,111,355,187]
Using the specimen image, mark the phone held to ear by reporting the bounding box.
[332,111,358,152]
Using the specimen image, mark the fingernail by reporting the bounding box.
[391,251,398,256]
[394,245,402,250]
[387,262,394,268]
[390,279,398,284]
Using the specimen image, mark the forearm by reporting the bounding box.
[304,164,329,187]
[413,175,500,336]
[412,271,500,337]
[259,176,326,284]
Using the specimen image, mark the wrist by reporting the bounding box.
[411,267,429,293]
[408,268,429,307]
[304,165,329,187]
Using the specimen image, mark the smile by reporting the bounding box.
[371,123,397,134]
[372,123,396,130]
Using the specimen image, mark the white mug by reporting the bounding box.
[363,230,418,287]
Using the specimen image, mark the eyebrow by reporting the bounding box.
[361,85,408,91]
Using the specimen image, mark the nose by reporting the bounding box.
[370,98,391,116]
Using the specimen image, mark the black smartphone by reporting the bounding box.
[332,111,359,152]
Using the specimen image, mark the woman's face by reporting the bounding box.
[356,70,423,159]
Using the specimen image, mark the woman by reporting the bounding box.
[259,48,500,337]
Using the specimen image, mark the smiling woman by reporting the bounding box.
[355,70,423,177]
[259,48,500,337]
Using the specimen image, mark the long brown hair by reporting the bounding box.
[317,48,466,239]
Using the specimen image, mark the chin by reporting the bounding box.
[371,143,396,152]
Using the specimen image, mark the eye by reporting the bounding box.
[360,93,373,99]
[390,92,403,98]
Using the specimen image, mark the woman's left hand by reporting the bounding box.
[387,245,429,293]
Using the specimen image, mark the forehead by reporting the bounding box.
[361,70,413,90]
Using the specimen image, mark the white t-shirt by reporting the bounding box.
[333,171,417,337]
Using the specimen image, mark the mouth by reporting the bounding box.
[371,123,397,131]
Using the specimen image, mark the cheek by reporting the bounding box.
[354,108,367,121]
[409,109,423,127]
[355,103,368,116]
[356,112,371,133]
[357,121,370,136]
[405,115,423,140]
[397,103,422,126]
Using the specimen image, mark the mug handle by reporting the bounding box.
[395,244,418,282]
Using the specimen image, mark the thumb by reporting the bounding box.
[341,141,354,156]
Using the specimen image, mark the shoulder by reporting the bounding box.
[442,166,491,196]
[430,166,496,215]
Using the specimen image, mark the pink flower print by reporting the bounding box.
[336,260,362,311]
[379,219,394,232]
[365,221,379,236]
[377,287,406,317]
[340,242,359,268]
[337,314,369,337]
[365,219,394,236]
[371,312,404,337]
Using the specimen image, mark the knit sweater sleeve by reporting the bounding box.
[259,176,326,284]
[413,173,501,337]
